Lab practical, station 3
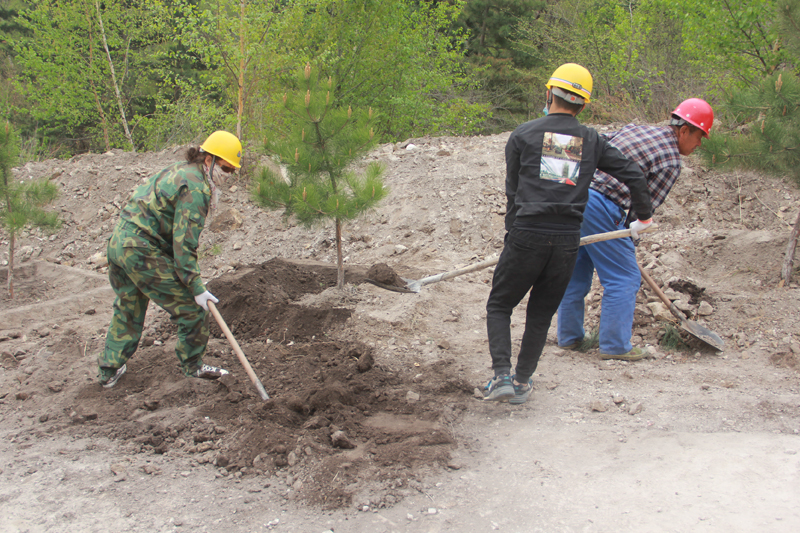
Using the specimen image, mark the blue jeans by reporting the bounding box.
[557,189,641,355]
[486,228,580,382]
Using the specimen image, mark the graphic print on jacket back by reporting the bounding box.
[541,132,584,186]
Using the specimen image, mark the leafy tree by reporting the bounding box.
[13,0,161,154]
[664,0,786,85]
[456,0,546,129]
[251,64,388,289]
[0,122,59,298]
[281,0,486,140]
[167,0,289,142]
[515,0,709,122]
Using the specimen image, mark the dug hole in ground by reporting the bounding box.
[1,127,799,532]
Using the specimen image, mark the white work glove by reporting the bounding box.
[194,290,218,311]
[629,218,653,242]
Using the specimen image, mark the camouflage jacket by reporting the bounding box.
[116,161,211,296]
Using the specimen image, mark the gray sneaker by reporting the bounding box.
[483,374,514,402]
[99,364,127,389]
[190,364,229,379]
[509,375,533,405]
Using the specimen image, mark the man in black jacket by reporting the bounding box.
[483,63,654,404]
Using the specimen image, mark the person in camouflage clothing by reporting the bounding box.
[98,131,243,388]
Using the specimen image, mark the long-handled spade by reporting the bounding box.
[367,225,658,294]
[638,265,725,351]
[207,301,270,400]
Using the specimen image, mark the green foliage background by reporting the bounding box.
[0,0,797,178]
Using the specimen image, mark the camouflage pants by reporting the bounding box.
[99,230,209,378]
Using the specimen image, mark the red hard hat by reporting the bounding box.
[672,98,713,137]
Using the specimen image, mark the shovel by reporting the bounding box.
[367,225,658,294]
[638,265,725,351]
[207,301,270,400]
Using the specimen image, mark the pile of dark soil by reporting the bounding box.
[44,258,473,509]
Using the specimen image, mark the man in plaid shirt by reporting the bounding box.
[557,98,714,360]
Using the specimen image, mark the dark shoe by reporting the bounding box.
[190,364,229,379]
[559,341,581,350]
[483,374,514,402]
[99,364,126,389]
[509,375,533,405]
[600,347,645,361]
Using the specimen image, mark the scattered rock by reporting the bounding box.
[110,464,128,481]
[331,430,356,449]
[698,301,714,315]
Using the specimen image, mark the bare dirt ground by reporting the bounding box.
[1,126,799,533]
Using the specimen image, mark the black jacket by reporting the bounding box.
[505,112,652,231]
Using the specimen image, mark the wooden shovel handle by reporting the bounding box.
[207,300,270,400]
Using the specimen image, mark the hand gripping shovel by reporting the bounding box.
[368,225,658,294]
[207,301,270,400]
[638,265,724,351]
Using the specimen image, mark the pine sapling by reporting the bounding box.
[252,63,388,289]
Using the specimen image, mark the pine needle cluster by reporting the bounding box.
[701,71,800,184]
[252,63,388,288]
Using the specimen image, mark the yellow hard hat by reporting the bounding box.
[546,63,593,103]
[200,131,242,168]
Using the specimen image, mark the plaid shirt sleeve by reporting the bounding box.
[590,125,682,212]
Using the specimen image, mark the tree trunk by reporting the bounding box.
[86,13,111,151]
[95,1,135,152]
[335,217,344,290]
[237,0,246,140]
[780,208,800,285]
[6,235,14,299]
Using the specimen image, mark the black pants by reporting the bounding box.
[486,228,580,382]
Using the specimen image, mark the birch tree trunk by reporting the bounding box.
[95,1,135,152]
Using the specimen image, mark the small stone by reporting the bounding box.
[437,339,450,350]
[110,464,128,481]
[331,430,356,449]
[697,301,714,316]
[427,508,438,515]
[15,392,29,401]
[628,402,644,415]
[39,414,49,423]
[590,401,607,412]
[406,391,420,403]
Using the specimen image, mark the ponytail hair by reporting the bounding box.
[186,146,206,165]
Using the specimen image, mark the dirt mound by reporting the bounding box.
[2,258,471,509]
[206,258,363,341]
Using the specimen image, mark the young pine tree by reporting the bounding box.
[252,64,388,289]
[0,123,60,298]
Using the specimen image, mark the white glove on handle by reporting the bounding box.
[194,290,218,311]
[629,218,653,240]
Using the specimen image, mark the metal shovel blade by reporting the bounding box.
[638,265,724,351]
